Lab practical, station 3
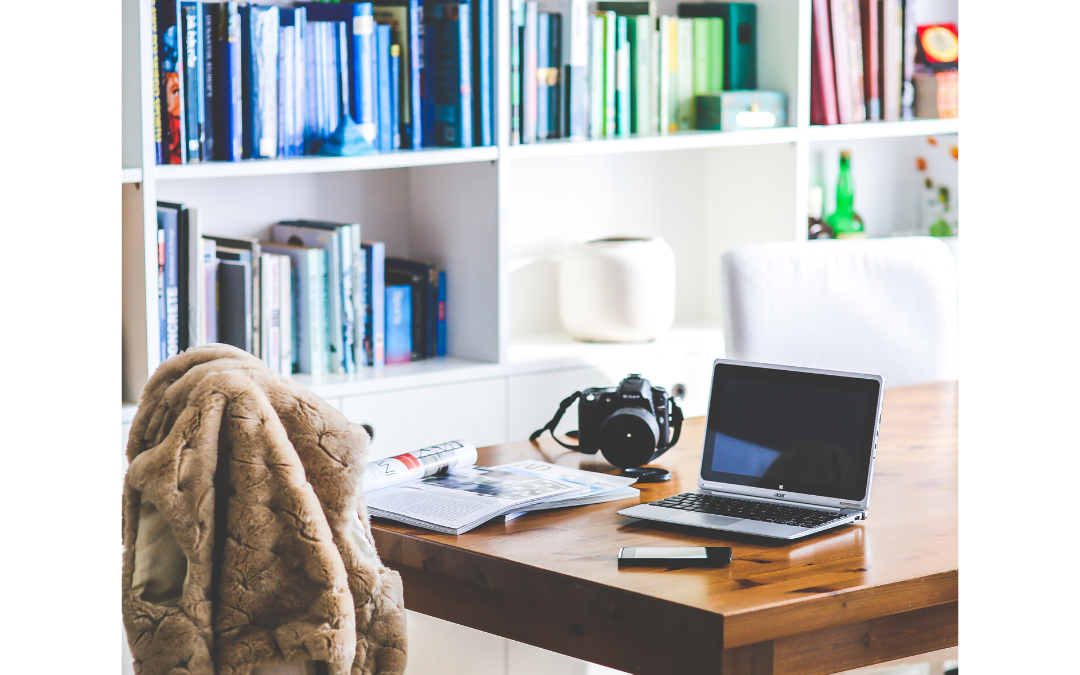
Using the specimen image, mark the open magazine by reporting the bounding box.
[363,441,639,534]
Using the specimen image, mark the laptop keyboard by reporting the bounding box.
[651,493,846,529]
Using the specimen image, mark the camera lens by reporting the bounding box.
[599,408,660,469]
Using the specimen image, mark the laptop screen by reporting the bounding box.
[700,362,882,502]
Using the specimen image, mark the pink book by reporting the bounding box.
[812,0,839,125]
[829,0,853,124]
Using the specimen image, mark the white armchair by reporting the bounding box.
[721,237,958,387]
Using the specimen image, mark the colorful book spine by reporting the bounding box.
[151,0,163,163]
[293,8,308,156]
[361,241,386,367]
[425,3,473,147]
[603,10,616,136]
[628,14,652,135]
[829,0,852,124]
[385,285,412,365]
[350,223,364,369]
[157,0,186,164]
[408,0,422,148]
[376,24,392,150]
[202,238,218,344]
[210,2,242,160]
[536,12,549,140]
[724,3,755,90]
[278,254,293,375]
[810,0,839,125]
[511,0,524,143]
[278,12,296,157]
[708,18,724,91]
[201,6,215,161]
[521,2,538,143]
[860,0,880,121]
[588,13,605,138]
[260,243,325,375]
[261,253,279,372]
[657,15,671,133]
[900,0,916,119]
[847,0,866,123]
[675,18,694,129]
[474,0,493,146]
[436,269,447,356]
[240,4,280,158]
[692,18,710,100]
[565,0,588,139]
[390,43,401,149]
[881,0,902,122]
[548,13,562,139]
[615,15,629,136]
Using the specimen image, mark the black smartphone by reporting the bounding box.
[617,546,733,567]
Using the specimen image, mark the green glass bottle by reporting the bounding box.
[827,151,866,238]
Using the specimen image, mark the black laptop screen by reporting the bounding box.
[700,363,882,501]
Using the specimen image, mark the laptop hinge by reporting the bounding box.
[702,488,843,511]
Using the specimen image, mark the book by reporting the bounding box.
[675,18,694,129]
[390,44,401,149]
[536,12,549,140]
[151,0,164,163]
[182,206,203,351]
[881,0,902,122]
[376,24,392,150]
[691,18,711,102]
[385,284,412,364]
[425,2,473,147]
[272,222,349,374]
[209,2,242,161]
[240,4,279,159]
[278,253,293,375]
[373,0,422,149]
[261,243,328,375]
[206,235,261,357]
[900,0,916,119]
[215,248,252,354]
[588,12,606,138]
[511,0,524,143]
[657,15,672,133]
[261,253,280,372]
[628,14,652,135]
[676,2,755,90]
[156,203,182,359]
[603,10,617,136]
[157,0,186,164]
[521,2,538,143]
[810,0,839,125]
[563,0,588,139]
[278,8,307,158]
[436,269,447,356]
[548,12,562,140]
[202,238,218,344]
[387,257,437,359]
[473,0,494,146]
[361,241,386,367]
[180,2,204,162]
[860,0,880,121]
[201,4,215,161]
[829,0,853,124]
[846,0,866,123]
[615,15,629,136]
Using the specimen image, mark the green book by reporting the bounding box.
[615,15,630,136]
[692,18,711,98]
[589,12,606,137]
[628,15,653,135]
[708,17,724,91]
[676,18,695,129]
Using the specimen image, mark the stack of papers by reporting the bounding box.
[364,441,640,534]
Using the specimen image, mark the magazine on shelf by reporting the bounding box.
[363,442,638,534]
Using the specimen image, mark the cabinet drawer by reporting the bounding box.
[341,378,508,461]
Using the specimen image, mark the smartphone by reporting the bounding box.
[617,546,733,567]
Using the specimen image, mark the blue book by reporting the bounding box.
[473,0,493,145]
[385,285,412,365]
[157,203,181,359]
[179,2,203,161]
[292,8,307,156]
[209,3,242,161]
[299,2,376,145]
[376,24,392,151]
[240,4,279,158]
[389,44,401,149]
[536,12,548,140]
[424,3,472,147]
[372,0,421,148]
[361,242,386,366]
[436,269,446,356]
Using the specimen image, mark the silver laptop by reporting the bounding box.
[618,359,885,540]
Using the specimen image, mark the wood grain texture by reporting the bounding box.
[371,382,958,675]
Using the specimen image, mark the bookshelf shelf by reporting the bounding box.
[805,118,960,142]
[504,127,800,159]
[293,357,503,399]
[121,168,142,184]
[153,146,499,180]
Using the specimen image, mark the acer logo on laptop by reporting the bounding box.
[774,492,786,498]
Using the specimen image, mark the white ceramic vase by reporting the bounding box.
[559,237,677,342]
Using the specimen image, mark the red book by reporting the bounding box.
[861,0,880,120]
[811,0,839,125]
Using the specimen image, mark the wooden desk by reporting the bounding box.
[371,382,958,675]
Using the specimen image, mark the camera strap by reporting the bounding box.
[529,391,582,450]
[659,398,685,451]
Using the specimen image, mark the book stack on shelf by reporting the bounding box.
[810,0,958,126]
[509,0,785,143]
[155,204,447,376]
[154,0,494,165]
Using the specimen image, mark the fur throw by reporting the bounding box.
[122,345,407,675]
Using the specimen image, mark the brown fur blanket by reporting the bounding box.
[122,345,407,675]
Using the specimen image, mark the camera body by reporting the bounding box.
[577,374,679,469]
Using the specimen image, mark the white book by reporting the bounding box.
[675,19,694,130]
[278,254,293,375]
[186,207,203,348]
[657,16,671,134]
[202,238,218,344]
[830,0,853,124]
[881,0,902,122]
[260,253,279,372]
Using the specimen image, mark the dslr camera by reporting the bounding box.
[531,374,684,469]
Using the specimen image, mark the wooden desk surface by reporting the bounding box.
[371,382,958,675]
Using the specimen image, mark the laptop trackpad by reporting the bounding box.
[672,510,742,528]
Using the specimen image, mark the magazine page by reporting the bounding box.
[366,466,588,534]
[363,440,478,493]
[492,460,640,511]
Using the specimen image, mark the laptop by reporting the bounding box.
[618,359,885,540]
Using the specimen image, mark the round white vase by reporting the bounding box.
[559,237,677,342]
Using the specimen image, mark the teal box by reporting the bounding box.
[696,90,787,131]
